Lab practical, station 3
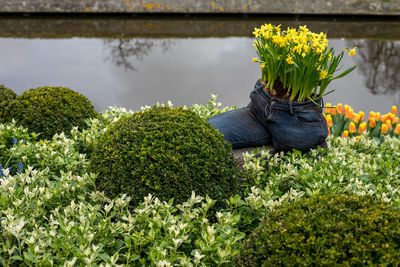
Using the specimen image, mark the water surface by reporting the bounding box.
[1,16,399,114]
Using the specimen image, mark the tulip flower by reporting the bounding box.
[325,103,332,114]
[349,122,356,134]
[392,105,398,115]
[381,124,388,135]
[342,130,349,138]
[358,111,364,122]
[358,122,367,134]
[375,112,381,121]
[325,114,332,127]
[356,135,361,141]
[369,117,376,128]
[386,119,392,129]
[368,111,375,121]
[352,114,360,124]
[337,103,343,114]
[395,117,399,124]
[395,124,400,135]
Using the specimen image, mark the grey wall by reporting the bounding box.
[1,0,400,15]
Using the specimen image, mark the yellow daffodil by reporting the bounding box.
[348,47,357,56]
[320,70,328,79]
[286,56,294,65]
[252,57,258,62]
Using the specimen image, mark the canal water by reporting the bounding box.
[1,16,399,114]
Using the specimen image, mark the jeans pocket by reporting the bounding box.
[294,109,323,126]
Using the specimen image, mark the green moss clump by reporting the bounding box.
[10,86,97,139]
[0,84,17,123]
[236,194,400,266]
[91,106,240,206]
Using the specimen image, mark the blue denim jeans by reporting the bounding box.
[208,80,328,152]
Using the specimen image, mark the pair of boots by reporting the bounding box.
[208,80,328,154]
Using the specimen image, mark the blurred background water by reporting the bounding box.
[1,15,399,114]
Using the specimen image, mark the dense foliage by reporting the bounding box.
[91,106,240,206]
[236,194,400,266]
[9,86,97,139]
[1,96,400,266]
[0,84,17,123]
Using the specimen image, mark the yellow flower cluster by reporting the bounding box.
[253,24,332,62]
[252,24,357,102]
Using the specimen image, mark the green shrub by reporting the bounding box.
[0,84,17,123]
[91,106,240,206]
[236,194,400,266]
[10,86,97,139]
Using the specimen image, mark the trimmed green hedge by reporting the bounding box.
[236,194,400,266]
[91,106,240,206]
[9,86,97,139]
[0,84,17,123]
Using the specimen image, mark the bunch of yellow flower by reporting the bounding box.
[253,24,357,102]
[324,103,400,141]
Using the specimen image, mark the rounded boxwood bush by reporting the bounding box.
[91,106,240,205]
[0,84,17,123]
[10,86,97,139]
[236,194,400,266]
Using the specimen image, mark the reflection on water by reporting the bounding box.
[0,36,399,114]
[103,38,176,71]
[347,40,400,103]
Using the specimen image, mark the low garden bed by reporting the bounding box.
[1,95,400,266]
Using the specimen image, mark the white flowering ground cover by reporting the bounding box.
[1,97,400,266]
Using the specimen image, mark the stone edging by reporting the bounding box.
[0,0,399,15]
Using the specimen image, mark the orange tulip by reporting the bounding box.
[344,104,350,114]
[328,127,331,136]
[337,103,343,114]
[395,117,399,124]
[325,114,332,127]
[356,135,361,141]
[369,117,376,128]
[342,130,349,138]
[348,108,354,119]
[375,112,381,121]
[387,113,395,123]
[358,122,367,134]
[325,103,332,114]
[358,111,365,122]
[381,114,387,122]
[392,105,398,115]
[381,124,388,135]
[395,124,400,135]
[349,122,356,134]
[330,107,337,116]
[368,111,375,121]
[352,113,360,124]
[386,119,392,129]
